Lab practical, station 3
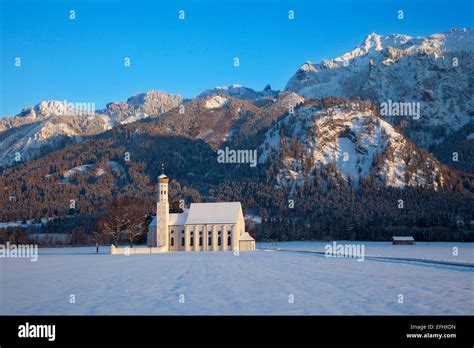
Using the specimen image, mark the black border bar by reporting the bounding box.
[0,315,473,346]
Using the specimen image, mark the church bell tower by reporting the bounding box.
[155,164,170,248]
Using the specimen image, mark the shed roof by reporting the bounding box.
[392,236,414,241]
[239,232,255,241]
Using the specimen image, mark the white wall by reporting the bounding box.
[110,245,168,254]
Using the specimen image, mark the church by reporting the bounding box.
[146,172,256,252]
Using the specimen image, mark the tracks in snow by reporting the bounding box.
[265,248,474,270]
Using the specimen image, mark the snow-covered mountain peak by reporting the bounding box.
[285,29,474,152]
[18,100,96,118]
[293,29,473,76]
[360,32,385,53]
[259,99,448,190]
[101,90,183,121]
[217,83,243,90]
[0,90,182,168]
[300,61,317,72]
[126,90,182,109]
[364,32,414,50]
[199,84,279,101]
[0,115,112,167]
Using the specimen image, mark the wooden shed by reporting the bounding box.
[392,236,415,245]
[239,232,256,251]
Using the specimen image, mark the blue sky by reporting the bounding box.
[1,0,472,116]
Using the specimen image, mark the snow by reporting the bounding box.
[199,84,277,101]
[186,202,241,224]
[0,242,472,315]
[285,29,474,148]
[168,212,188,226]
[0,217,61,229]
[336,137,358,178]
[204,96,229,109]
[120,112,147,124]
[0,114,113,167]
[96,168,105,176]
[63,165,92,179]
[260,241,474,263]
[245,214,262,224]
[58,161,125,182]
[239,232,254,241]
[259,102,446,189]
[392,236,415,241]
[0,222,35,228]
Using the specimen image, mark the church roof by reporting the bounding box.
[169,212,188,226]
[158,173,169,183]
[149,212,189,227]
[148,202,242,227]
[186,202,242,224]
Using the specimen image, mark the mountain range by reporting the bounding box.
[1,29,473,241]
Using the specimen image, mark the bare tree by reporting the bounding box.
[99,199,128,247]
[125,205,146,248]
[98,197,147,248]
[93,217,109,253]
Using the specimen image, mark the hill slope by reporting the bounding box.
[285,29,474,172]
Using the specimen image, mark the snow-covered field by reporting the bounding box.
[0,242,472,315]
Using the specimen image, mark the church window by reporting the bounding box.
[199,237,202,246]
[190,237,194,246]
[181,230,185,234]
[181,237,185,246]
[208,235,212,246]
[171,237,174,246]
[227,232,232,246]
[218,236,221,246]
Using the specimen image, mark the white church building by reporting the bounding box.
[143,172,255,253]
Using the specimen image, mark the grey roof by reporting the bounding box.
[239,232,255,241]
[392,236,414,241]
[149,202,242,227]
[169,212,188,226]
[149,212,188,227]
[186,202,242,224]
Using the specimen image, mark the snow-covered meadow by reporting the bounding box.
[0,242,472,315]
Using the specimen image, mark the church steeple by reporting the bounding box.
[154,163,170,248]
[158,163,169,203]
